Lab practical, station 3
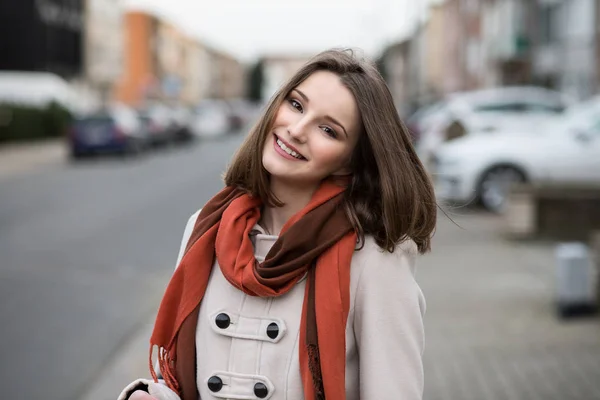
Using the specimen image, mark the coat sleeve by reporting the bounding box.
[353,240,426,399]
[116,210,201,400]
[175,209,201,267]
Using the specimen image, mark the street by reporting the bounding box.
[1,136,600,400]
[0,136,244,400]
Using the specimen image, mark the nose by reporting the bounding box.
[287,117,308,143]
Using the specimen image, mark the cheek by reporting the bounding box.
[311,141,352,169]
[273,105,293,126]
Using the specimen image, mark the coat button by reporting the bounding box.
[207,375,223,392]
[254,382,268,398]
[215,313,231,329]
[266,322,279,339]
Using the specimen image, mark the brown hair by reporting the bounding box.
[224,49,436,253]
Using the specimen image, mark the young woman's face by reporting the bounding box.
[262,70,361,188]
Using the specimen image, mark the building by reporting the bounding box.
[115,10,245,107]
[379,40,411,117]
[481,0,536,87]
[423,4,447,101]
[114,11,160,107]
[155,21,188,102]
[532,0,597,99]
[181,38,208,106]
[436,0,486,93]
[0,0,84,78]
[261,55,311,102]
[213,50,246,99]
[83,0,124,106]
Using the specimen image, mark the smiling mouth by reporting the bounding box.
[274,134,307,160]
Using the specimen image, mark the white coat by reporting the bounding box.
[119,209,426,400]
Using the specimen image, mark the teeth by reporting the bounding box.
[276,138,303,159]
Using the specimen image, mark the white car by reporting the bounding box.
[433,95,600,212]
[415,86,571,167]
[191,100,231,138]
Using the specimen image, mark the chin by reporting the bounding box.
[261,154,279,177]
[262,150,324,188]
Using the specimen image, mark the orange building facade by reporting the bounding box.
[115,10,246,108]
[114,12,158,107]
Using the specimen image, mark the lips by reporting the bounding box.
[274,134,307,160]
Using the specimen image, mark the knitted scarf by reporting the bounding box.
[149,180,356,400]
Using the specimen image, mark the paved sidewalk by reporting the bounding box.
[421,210,600,400]
[82,210,600,400]
[0,139,66,180]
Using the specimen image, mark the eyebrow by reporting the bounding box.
[294,89,348,138]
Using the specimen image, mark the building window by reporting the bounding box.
[539,4,559,45]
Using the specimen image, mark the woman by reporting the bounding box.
[120,48,436,400]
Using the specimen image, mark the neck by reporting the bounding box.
[260,178,318,236]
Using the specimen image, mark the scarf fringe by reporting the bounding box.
[150,345,181,395]
[307,343,325,400]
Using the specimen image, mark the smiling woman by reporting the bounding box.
[119,49,436,400]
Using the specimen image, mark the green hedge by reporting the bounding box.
[0,102,73,143]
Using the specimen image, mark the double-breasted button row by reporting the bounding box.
[205,372,274,399]
[210,310,286,343]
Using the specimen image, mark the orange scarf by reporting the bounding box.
[149,180,357,400]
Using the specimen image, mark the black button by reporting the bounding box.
[266,322,279,339]
[215,313,231,329]
[254,382,268,398]
[207,375,223,392]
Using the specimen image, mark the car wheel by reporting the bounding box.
[478,166,526,213]
[69,150,87,161]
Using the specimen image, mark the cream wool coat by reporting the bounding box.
[119,210,426,400]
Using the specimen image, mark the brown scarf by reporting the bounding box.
[149,180,357,400]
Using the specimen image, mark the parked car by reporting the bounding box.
[224,98,258,132]
[433,95,600,212]
[190,100,231,138]
[170,106,195,143]
[68,105,147,158]
[138,105,175,147]
[413,87,572,167]
[405,101,446,143]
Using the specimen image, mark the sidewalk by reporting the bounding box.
[82,210,600,400]
[420,210,600,400]
[0,139,66,180]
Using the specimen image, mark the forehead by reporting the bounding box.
[294,71,360,133]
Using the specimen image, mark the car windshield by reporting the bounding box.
[75,115,112,125]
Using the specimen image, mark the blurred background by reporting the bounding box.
[1,0,600,399]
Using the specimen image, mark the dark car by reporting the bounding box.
[68,105,147,159]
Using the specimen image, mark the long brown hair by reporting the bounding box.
[225,49,436,253]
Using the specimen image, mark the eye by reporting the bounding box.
[288,98,303,113]
[321,126,337,138]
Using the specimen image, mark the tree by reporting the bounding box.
[247,59,264,102]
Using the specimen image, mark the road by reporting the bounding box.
[0,135,245,400]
